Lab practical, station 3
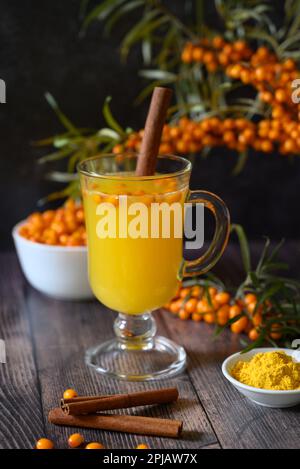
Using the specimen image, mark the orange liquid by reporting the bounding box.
[82,176,187,314]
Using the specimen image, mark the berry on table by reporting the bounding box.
[68,433,85,448]
[63,388,78,400]
[36,438,54,449]
[85,442,105,449]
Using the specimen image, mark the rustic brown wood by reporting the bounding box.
[1,244,300,449]
[0,254,44,449]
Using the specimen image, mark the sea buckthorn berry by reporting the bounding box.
[248,328,260,341]
[184,298,198,314]
[112,144,124,154]
[231,316,248,334]
[42,210,55,225]
[85,442,105,449]
[247,302,263,315]
[203,313,215,324]
[179,309,190,320]
[136,444,149,449]
[63,388,78,400]
[212,36,225,48]
[59,234,68,246]
[93,194,102,204]
[65,198,76,210]
[75,209,84,222]
[36,438,54,450]
[179,287,190,298]
[28,212,44,228]
[196,299,213,314]
[208,286,218,297]
[164,191,182,204]
[269,323,282,340]
[169,300,182,314]
[252,313,263,327]
[192,312,202,322]
[216,305,230,326]
[105,195,119,207]
[191,285,202,298]
[244,293,257,305]
[68,433,85,448]
[192,47,204,62]
[215,291,231,305]
[229,304,242,319]
[181,48,193,63]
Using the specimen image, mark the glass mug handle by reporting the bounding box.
[183,190,230,276]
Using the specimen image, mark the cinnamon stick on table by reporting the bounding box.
[135,86,172,177]
[49,408,183,438]
[60,394,123,407]
[62,387,179,415]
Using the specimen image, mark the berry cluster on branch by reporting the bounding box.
[164,283,283,342]
[114,39,300,158]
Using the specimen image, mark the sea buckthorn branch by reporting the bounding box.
[113,38,300,161]
[35,94,133,202]
[163,224,300,352]
[180,38,300,155]
[36,2,300,203]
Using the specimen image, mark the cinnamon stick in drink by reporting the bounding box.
[135,86,172,176]
[49,408,183,438]
[62,387,178,415]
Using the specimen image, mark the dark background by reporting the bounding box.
[0,0,299,249]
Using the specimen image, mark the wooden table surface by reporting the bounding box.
[1,243,300,450]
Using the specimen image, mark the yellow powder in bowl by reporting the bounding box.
[231,351,300,390]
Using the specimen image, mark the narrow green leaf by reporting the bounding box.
[38,147,73,164]
[240,330,266,353]
[134,80,166,104]
[214,313,245,337]
[139,69,177,81]
[97,128,121,141]
[232,150,249,175]
[102,96,125,136]
[256,237,271,274]
[45,92,78,134]
[104,0,144,35]
[141,37,152,66]
[46,171,79,182]
[81,0,125,32]
[245,29,280,54]
[231,224,251,273]
[121,13,169,60]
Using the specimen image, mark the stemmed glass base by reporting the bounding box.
[85,312,186,381]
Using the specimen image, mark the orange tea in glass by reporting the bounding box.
[79,153,230,381]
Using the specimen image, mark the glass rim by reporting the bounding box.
[77,153,192,181]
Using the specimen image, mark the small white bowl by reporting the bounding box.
[222,347,300,408]
[12,221,94,300]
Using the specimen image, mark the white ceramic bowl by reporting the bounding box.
[222,347,300,408]
[12,221,94,300]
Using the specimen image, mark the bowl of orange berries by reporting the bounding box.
[12,199,93,300]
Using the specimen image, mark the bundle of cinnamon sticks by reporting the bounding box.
[48,387,183,438]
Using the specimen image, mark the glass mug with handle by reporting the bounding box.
[78,153,230,381]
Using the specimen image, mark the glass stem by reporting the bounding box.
[114,312,157,351]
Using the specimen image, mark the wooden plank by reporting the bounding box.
[2,239,298,449]
[0,253,43,449]
[202,443,221,449]
[163,243,300,449]
[26,286,219,449]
